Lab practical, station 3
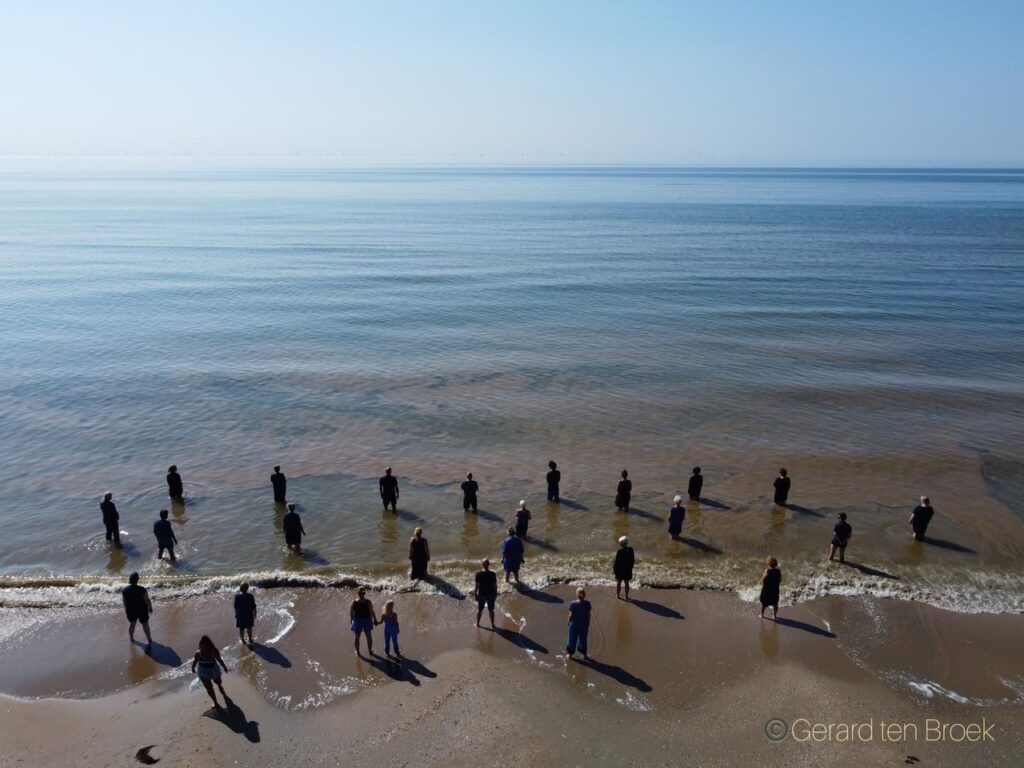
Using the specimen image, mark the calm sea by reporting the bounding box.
[1,164,1023,612]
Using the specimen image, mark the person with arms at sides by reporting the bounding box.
[613,536,635,600]
[122,571,153,646]
[668,494,686,540]
[909,496,935,542]
[773,468,790,506]
[154,509,178,562]
[350,586,378,657]
[829,512,853,563]
[100,491,121,548]
[461,472,479,513]
[166,464,184,503]
[234,582,257,646]
[546,460,561,503]
[191,635,230,710]
[474,558,498,629]
[283,503,306,555]
[379,467,399,512]
[688,466,703,501]
[377,600,401,657]
[514,500,532,538]
[759,556,782,620]
[501,527,525,584]
[409,526,430,580]
[565,587,592,660]
[615,470,632,512]
[270,465,287,504]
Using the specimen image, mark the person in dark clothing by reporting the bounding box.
[829,512,852,563]
[409,526,430,580]
[759,556,782,620]
[122,572,153,645]
[474,559,498,629]
[166,465,184,502]
[514,500,531,537]
[614,536,635,600]
[773,468,790,506]
[234,582,257,645]
[271,465,287,504]
[615,470,632,512]
[379,467,399,512]
[283,503,305,554]
[688,467,703,501]
[154,509,178,562]
[566,587,592,660]
[546,461,561,502]
[350,586,378,656]
[909,496,935,542]
[668,495,686,540]
[501,527,525,584]
[100,491,121,547]
[461,472,479,513]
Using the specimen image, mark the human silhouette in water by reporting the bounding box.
[909,496,935,542]
[546,461,561,502]
[166,465,184,502]
[271,465,287,504]
[379,467,399,512]
[154,509,178,562]
[615,470,632,512]
[100,491,121,548]
[283,503,306,554]
[688,467,703,501]
[461,472,479,513]
[773,468,790,506]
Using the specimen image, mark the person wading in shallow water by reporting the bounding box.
[615,470,632,512]
[154,509,178,562]
[688,466,703,501]
[613,536,635,600]
[668,495,686,540]
[514,500,531,538]
[379,467,399,512]
[234,581,257,646]
[773,468,790,506]
[502,527,525,584]
[546,460,561,502]
[100,491,121,548]
[270,465,287,504]
[461,472,479,513]
[759,556,782,620]
[409,526,430,580]
[283,503,306,554]
[166,465,184,502]
[829,512,852,563]
[909,496,935,542]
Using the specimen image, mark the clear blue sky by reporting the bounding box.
[1,1,1021,164]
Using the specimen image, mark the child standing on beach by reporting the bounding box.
[378,600,401,657]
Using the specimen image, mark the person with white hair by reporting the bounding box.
[514,499,531,538]
[613,536,635,600]
[909,496,935,542]
[668,494,686,540]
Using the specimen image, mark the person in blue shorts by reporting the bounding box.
[566,587,592,660]
[350,586,378,657]
[474,559,498,629]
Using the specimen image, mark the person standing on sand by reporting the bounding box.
[613,536,635,600]
[909,496,935,542]
[234,582,257,646]
[565,587,592,660]
[615,470,632,512]
[759,556,782,620]
[461,472,479,513]
[166,465,184,502]
[514,500,531,538]
[283,503,306,554]
[191,635,230,710]
[377,600,401,657]
[351,586,378,656]
[688,467,703,501]
[271,465,287,504]
[668,495,686,540]
[122,572,153,646]
[379,467,399,512]
[474,558,498,629]
[773,468,790,506]
[546,461,561,502]
[154,509,178,562]
[829,512,852,563]
[409,526,430,580]
[501,527,525,584]
[100,491,121,548]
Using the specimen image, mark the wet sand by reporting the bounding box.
[2,587,1023,767]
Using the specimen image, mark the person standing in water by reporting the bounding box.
[773,468,790,506]
[350,586,378,656]
[377,600,401,657]
[474,558,498,629]
[909,496,935,542]
[283,503,306,554]
[100,491,121,548]
[234,582,257,646]
[829,512,852,563]
[668,495,686,540]
[122,572,153,646]
[514,500,532,538]
[501,527,525,584]
[613,536,635,600]
[191,635,230,710]
[166,465,184,503]
[688,467,703,501]
[154,509,178,562]
[759,556,782,620]
[615,470,632,512]
[379,467,399,512]
[461,472,479,513]
[565,587,592,660]
[270,465,287,504]
[546,461,561,502]
[409,526,430,580]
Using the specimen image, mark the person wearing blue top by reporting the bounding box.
[668,495,686,540]
[153,509,178,562]
[566,587,592,660]
[501,528,525,584]
[234,581,257,645]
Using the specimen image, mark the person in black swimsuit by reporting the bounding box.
[166,465,184,502]
[615,470,632,512]
[688,467,703,501]
[283,503,306,554]
[773,468,790,506]
[759,556,782,620]
[461,472,479,513]
[546,461,561,503]
[271,465,287,504]
[379,468,399,512]
[909,496,935,542]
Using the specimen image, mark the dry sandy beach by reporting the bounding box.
[2,586,1023,768]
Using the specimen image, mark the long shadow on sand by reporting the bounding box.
[250,643,292,668]
[630,599,684,620]
[574,658,652,692]
[842,561,899,580]
[423,574,466,600]
[203,697,260,743]
[678,537,723,554]
[367,654,421,686]
[514,584,564,604]
[400,656,437,679]
[139,641,182,667]
[698,498,732,511]
[493,626,549,654]
[774,618,836,638]
[923,537,976,554]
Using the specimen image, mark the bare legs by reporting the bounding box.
[201,678,227,710]
[615,579,630,600]
[354,629,373,656]
[129,619,152,646]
